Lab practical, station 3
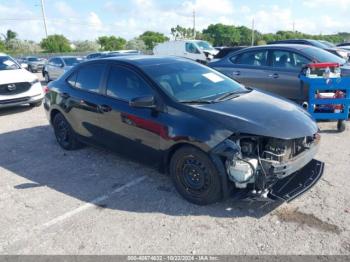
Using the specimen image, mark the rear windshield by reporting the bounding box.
[303,47,346,64]
[28,57,41,62]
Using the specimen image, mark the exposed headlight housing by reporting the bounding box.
[226,158,258,188]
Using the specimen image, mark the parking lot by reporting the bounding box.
[0,73,349,255]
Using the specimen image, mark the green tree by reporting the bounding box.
[6,39,41,54]
[73,40,99,52]
[171,25,194,40]
[138,31,169,50]
[1,29,17,43]
[202,23,240,46]
[97,36,126,51]
[125,38,147,52]
[0,40,5,52]
[40,34,71,53]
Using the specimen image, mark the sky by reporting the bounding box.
[0,0,349,42]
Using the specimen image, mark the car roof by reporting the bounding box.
[100,55,191,66]
[240,44,311,51]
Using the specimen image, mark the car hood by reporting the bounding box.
[0,69,37,85]
[31,61,45,65]
[190,90,318,140]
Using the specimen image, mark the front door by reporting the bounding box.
[264,49,311,101]
[94,64,163,165]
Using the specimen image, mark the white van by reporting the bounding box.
[153,40,218,64]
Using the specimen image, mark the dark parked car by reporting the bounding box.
[214,46,248,59]
[268,39,349,60]
[209,44,350,103]
[44,56,323,205]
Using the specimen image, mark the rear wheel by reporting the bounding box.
[52,113,83,150]
[337,120,346,132]
[169,146,222,205]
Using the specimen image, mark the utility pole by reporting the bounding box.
[40,0,48,37]
[193,9,196,39]
[251,18,255,46]
[293,21,295,33]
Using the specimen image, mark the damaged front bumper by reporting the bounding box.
[211,136,325,203]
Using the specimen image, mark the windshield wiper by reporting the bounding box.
[214,89,252,102]
[180,99,214,104]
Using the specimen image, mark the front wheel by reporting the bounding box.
[337,120,346,132]
[169,146,222,205]
[44,72,50,83]
[52,113,84,150]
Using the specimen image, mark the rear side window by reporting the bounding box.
[67,72,77,87]
[106,66,153,101]
[233,50,268,66]
[75,64,105,92]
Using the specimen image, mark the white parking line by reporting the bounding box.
[43,175,147,228]
[0,175,147,253]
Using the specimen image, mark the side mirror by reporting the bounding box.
[21,63,28,69]
[58,63,64,68]
[129,96,156,108]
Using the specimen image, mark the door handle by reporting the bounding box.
[232,71,241,76]
[98,104,112,113]
[268,73,279,79]
[61,92,70,99]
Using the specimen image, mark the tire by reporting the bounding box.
[45,72,50,83]
[169,146,222,205]
[337,120,346,132]
[28,66,33,72]
[29,100,42,107]
[52,113,84,150]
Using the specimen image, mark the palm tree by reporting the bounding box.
[1,30,17,43]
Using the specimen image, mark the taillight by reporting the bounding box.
[43,86,49,94]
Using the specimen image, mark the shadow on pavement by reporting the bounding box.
[0,105,34,116]
[0,125,283,219]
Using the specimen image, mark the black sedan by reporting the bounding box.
[44,56,324,205]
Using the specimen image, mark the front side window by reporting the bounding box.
[235,50,268,66]
[106,66,153,101]
[75,64,105,92]
[186,43,200,54]
[142,60,247,102]
[0,56,20,70]
[271,50,311,69]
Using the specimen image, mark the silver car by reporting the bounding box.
[43,56,82,82]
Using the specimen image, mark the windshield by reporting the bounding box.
[196,41,215,51]
[303,47,346,64]
[142,60,246,102]
[0,56,20,70]
[63,57,80,66]
[27,57,41,62]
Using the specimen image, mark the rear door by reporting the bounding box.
[218,49,270,89]
[64,62,107,143]
[263,49,311,101]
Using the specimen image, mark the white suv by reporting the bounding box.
[0,53,44,108]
